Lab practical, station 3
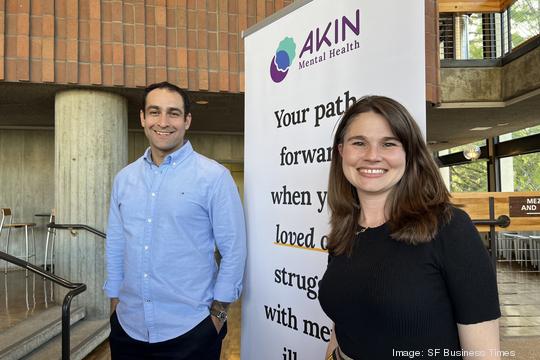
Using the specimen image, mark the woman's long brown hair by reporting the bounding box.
[327,96,452,256]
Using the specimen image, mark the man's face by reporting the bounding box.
[140,88,192,163]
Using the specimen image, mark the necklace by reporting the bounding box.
[355,226,369,235]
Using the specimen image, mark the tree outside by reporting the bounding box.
[510,0,540,48]
[440,141,488,192]
[502,125,540,191]
[442,125,540,193]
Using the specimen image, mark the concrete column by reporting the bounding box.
[55,90,127,319]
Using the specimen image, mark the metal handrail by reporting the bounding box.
[0,251,86,360]
[48,223,106,239]
[470,197,512,278]
[472,215,511,228]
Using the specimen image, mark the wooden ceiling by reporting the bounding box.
[439,0,517,13]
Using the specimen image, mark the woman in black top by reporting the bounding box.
[318,96,501,360]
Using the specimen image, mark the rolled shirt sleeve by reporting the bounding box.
[103,177,126,298]
[209,170,247,303]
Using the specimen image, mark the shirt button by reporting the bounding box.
[173,162,176,166]
[151,193,156,197]
[147,218,152,223]
[144,273,148,278]
[145,299,151,302]
[144,245,149,250]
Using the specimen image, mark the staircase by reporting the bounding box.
[0,305,109,360]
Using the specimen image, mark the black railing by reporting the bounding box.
[0,251,86,360]
[48,223,106,239]
[1,222,106,359]
[46,223,106,359]
[471,197,511,277]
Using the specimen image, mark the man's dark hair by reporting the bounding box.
[141,81,191,116]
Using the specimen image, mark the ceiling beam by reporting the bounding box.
[439,0,516,13]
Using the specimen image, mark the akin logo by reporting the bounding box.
[270,37,297,83]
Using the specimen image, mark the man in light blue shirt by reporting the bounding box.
[104,81,246,359]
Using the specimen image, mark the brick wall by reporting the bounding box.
[0,0,439,102]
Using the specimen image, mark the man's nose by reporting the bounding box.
[157,113,168,127]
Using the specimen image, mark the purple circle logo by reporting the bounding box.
[270,37,296,83]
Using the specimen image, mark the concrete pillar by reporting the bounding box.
[54,90,127,319]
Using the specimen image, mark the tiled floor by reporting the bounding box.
[1,263,539,359]
[498,262,540,337]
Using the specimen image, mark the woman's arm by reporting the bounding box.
[457,319,500,360]
[325,324,338,359]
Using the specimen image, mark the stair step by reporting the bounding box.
[0,305,86,360]
[23,318,110,360]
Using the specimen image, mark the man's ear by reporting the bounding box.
[140,109,146,128]
[184,113,192,130]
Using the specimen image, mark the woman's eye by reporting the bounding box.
[383,142,397,147]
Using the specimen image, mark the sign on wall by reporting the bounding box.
[509,196,540,217]
[242,1,425,358]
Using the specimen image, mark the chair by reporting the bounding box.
[1,208,36,275]
[498,233,514,263]
[529,235,540,270]
[43,209,56,273]
[504,233,530,268]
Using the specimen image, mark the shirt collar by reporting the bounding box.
[143,141,194,168]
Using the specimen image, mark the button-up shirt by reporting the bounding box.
[104,141,246,342]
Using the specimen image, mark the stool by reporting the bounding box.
[1,208,36,276]
[530,235,540,269]
[506,233,529,268]
[43,209,56,273]
[499,233,515,263]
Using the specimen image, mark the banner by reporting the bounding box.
[242,1,425,358]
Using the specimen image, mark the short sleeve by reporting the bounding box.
[436,207,501,324]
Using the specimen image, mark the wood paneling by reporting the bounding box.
[451,192,540,232]
[439,0,517,13]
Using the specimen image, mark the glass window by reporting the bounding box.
[502,9,510,54]
[438,140,486,156]
[499,124,540,142]
[509,0,540,49]
[440,160,488,192]
[500,152,540,191]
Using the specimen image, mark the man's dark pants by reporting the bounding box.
[109,312,227,360]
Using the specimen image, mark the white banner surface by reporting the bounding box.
[242,1,425,359]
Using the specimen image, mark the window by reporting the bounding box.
[438,140,486,156]
[442,161,489,192]
[500,152,540,191]
[509,0,540,49]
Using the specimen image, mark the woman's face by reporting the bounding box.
[338,111,406,201]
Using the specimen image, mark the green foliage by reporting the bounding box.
[508,125,540,191]
[444,125,540,192]
[510,0,540,48]
[513,152,540,191]
[449,161,488,192]
[467,14,485,59]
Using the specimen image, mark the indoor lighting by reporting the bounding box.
[195,100,209,105]
[463,144,481,161]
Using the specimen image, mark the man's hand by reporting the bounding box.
[210,300,229,334]
[210,314,224,334]
[110,298,119,314]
